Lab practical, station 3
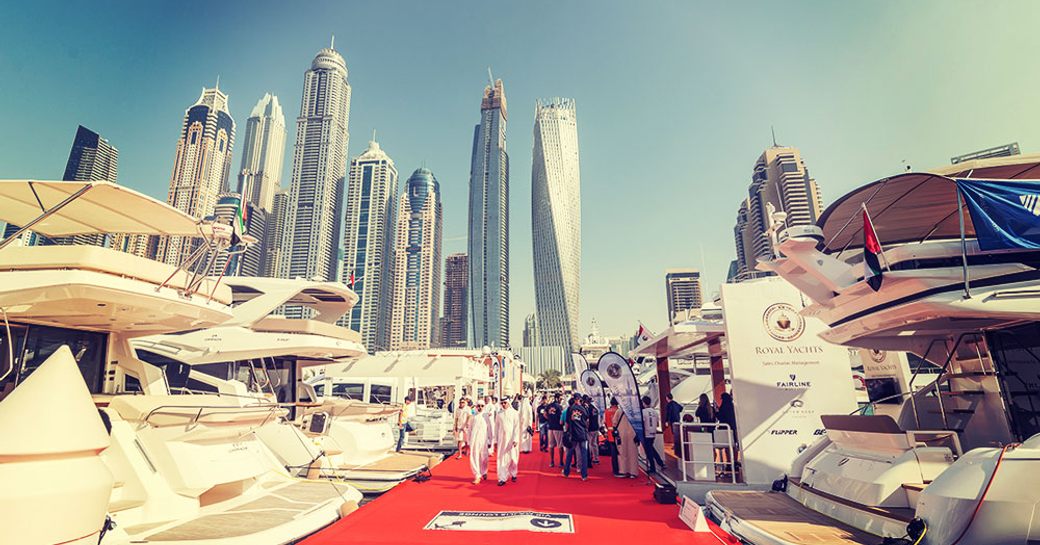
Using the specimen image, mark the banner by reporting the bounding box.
[720,277,857,484]
[956,178,1040,251]
[571,353,589,376]
[578,369,608,427]
[424,511,574,534]
[598,351,646,440]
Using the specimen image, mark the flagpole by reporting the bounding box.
[861,203,891,271]
[956,186,971,299]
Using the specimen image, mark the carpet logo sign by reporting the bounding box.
[425,511,574,533]
[762,303,805,342]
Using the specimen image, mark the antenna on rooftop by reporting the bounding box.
[487,66,495,85]
[215,74,220,90]
[331,35,335,49]
[771,126,778,147]
[372,128,377,142]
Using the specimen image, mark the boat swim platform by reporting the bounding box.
[302,438,739,545]
[710,490,879,545]
[123,480,355,543]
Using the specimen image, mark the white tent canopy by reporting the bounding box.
[0,180,202,237]
[322,351,490,385]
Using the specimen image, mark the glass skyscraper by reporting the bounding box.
[389,167,443,351]
[531,98,581,354]
[342,139,398,352]
[467,78,510,349]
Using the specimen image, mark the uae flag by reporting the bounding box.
[863,205,884,291]
[636,323,655,345]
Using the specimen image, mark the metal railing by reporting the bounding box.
[677,420,736,483]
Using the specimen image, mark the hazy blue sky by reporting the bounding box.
[2,1,1038,341]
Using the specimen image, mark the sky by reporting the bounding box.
[2,1,1040,342]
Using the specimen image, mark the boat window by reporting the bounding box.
[332,383,364,400]
[370,384,393,404]
[313,383,325,397]
[987,324,1040,441]
[136,349,217,394]
[0,324,27,401]
[14,324,106,393]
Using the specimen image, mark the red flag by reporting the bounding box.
[863,206,884,291]
[348,270,356,288]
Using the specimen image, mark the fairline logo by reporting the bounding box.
[1020,194,1040,216]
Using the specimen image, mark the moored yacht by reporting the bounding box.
[134,276,437,494]
[0,180,358,545]
[706,156,1040,545]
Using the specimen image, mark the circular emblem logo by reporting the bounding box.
[762,303,805,342]
[869,349,886,363]
[585,375,597,387]
[530,517,562,529]
[606,362,623,379]
[790,399,804,408]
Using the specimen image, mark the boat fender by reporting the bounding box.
[771,475,787,492]
[878,518,927,545]
[339,500,359,518]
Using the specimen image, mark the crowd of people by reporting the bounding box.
[444,389,682,485]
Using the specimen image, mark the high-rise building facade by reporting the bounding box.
[531,97,581,353]
[522,313,539,347]
[157,86,236,266]
[281,44,351,286]
[388,168,442,351]
[665,268,703,323]
[263,190,290,277]
[342,140,398,351]
[732,145,822,281]
[440,253,468,348]
[54,125,120,247]
[237,93,286,211]
[467,78,510,349]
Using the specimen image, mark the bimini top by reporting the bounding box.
[0,180,202,237]
[223,276,358,326]
[818,154,1040,254]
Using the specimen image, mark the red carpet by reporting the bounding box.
[303,437,738,545]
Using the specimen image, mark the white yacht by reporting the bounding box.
[134,276,436,494]
[0,180,358,545]
[706,156,1040,545]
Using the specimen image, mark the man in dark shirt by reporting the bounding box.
[537,397,549,452]
[546,394,565,468]
[664,393,684,457]
[562,397,590,481]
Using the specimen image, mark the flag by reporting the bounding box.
[348,270,356,288]
[955,178,1040,250]
[230,203,247,247]
[636,323,655,345]
[863,204,884,291]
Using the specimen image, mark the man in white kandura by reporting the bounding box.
[519,394,534,453]
[485,396,498,455]
[468,401,490,484]
[495,398,521,485]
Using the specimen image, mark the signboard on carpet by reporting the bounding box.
[678,496,710,532]
[424,511,574,533]
[720,277,857,484]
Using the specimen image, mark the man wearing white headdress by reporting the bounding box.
[519,394,534,453]
[467,400,490,484]
[494,398,521,485]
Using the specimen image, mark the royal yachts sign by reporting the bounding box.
[720,277,857,484]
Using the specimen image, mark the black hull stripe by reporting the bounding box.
[829,269,1040,328]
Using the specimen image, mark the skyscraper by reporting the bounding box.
[440,253,469,348]
[732,145,822,281]
[342,140,398,352]
[157,85,236,266]
[281,42,351,287]
[531,97,581,353]
[665,268,703,323]
[53,125,120,247]
[522,313,539,348]
[237,93,286,211]
[388,168,443,351]
[263,190,290,277]
[467,77,510,349]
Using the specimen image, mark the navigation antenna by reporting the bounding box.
[771,126,778,147]
[487,66,494,85]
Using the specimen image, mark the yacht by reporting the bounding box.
[134,276,436,494]
[0,180,358,545]
[705,156,1040,545]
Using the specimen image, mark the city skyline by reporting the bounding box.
[6,1,1040,338]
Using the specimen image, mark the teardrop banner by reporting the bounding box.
[571,352,589,377]
[578,369,608,427]
[597,351,646,440]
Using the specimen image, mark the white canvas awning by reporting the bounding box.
[323,351,491,384]
[0,180,201,237]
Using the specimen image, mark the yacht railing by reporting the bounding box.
[676,415,736,484]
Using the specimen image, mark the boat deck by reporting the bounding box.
[710,490,880,545]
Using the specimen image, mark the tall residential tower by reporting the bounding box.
[467,77,510,349]
[665,268,703,323]
[281,43,351,286]
[531,97,581,353]
[440,253,468,348]
[342,140,398,352]
[157,85,235,265]
[388,167,443,351]
[236,93,286,276]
